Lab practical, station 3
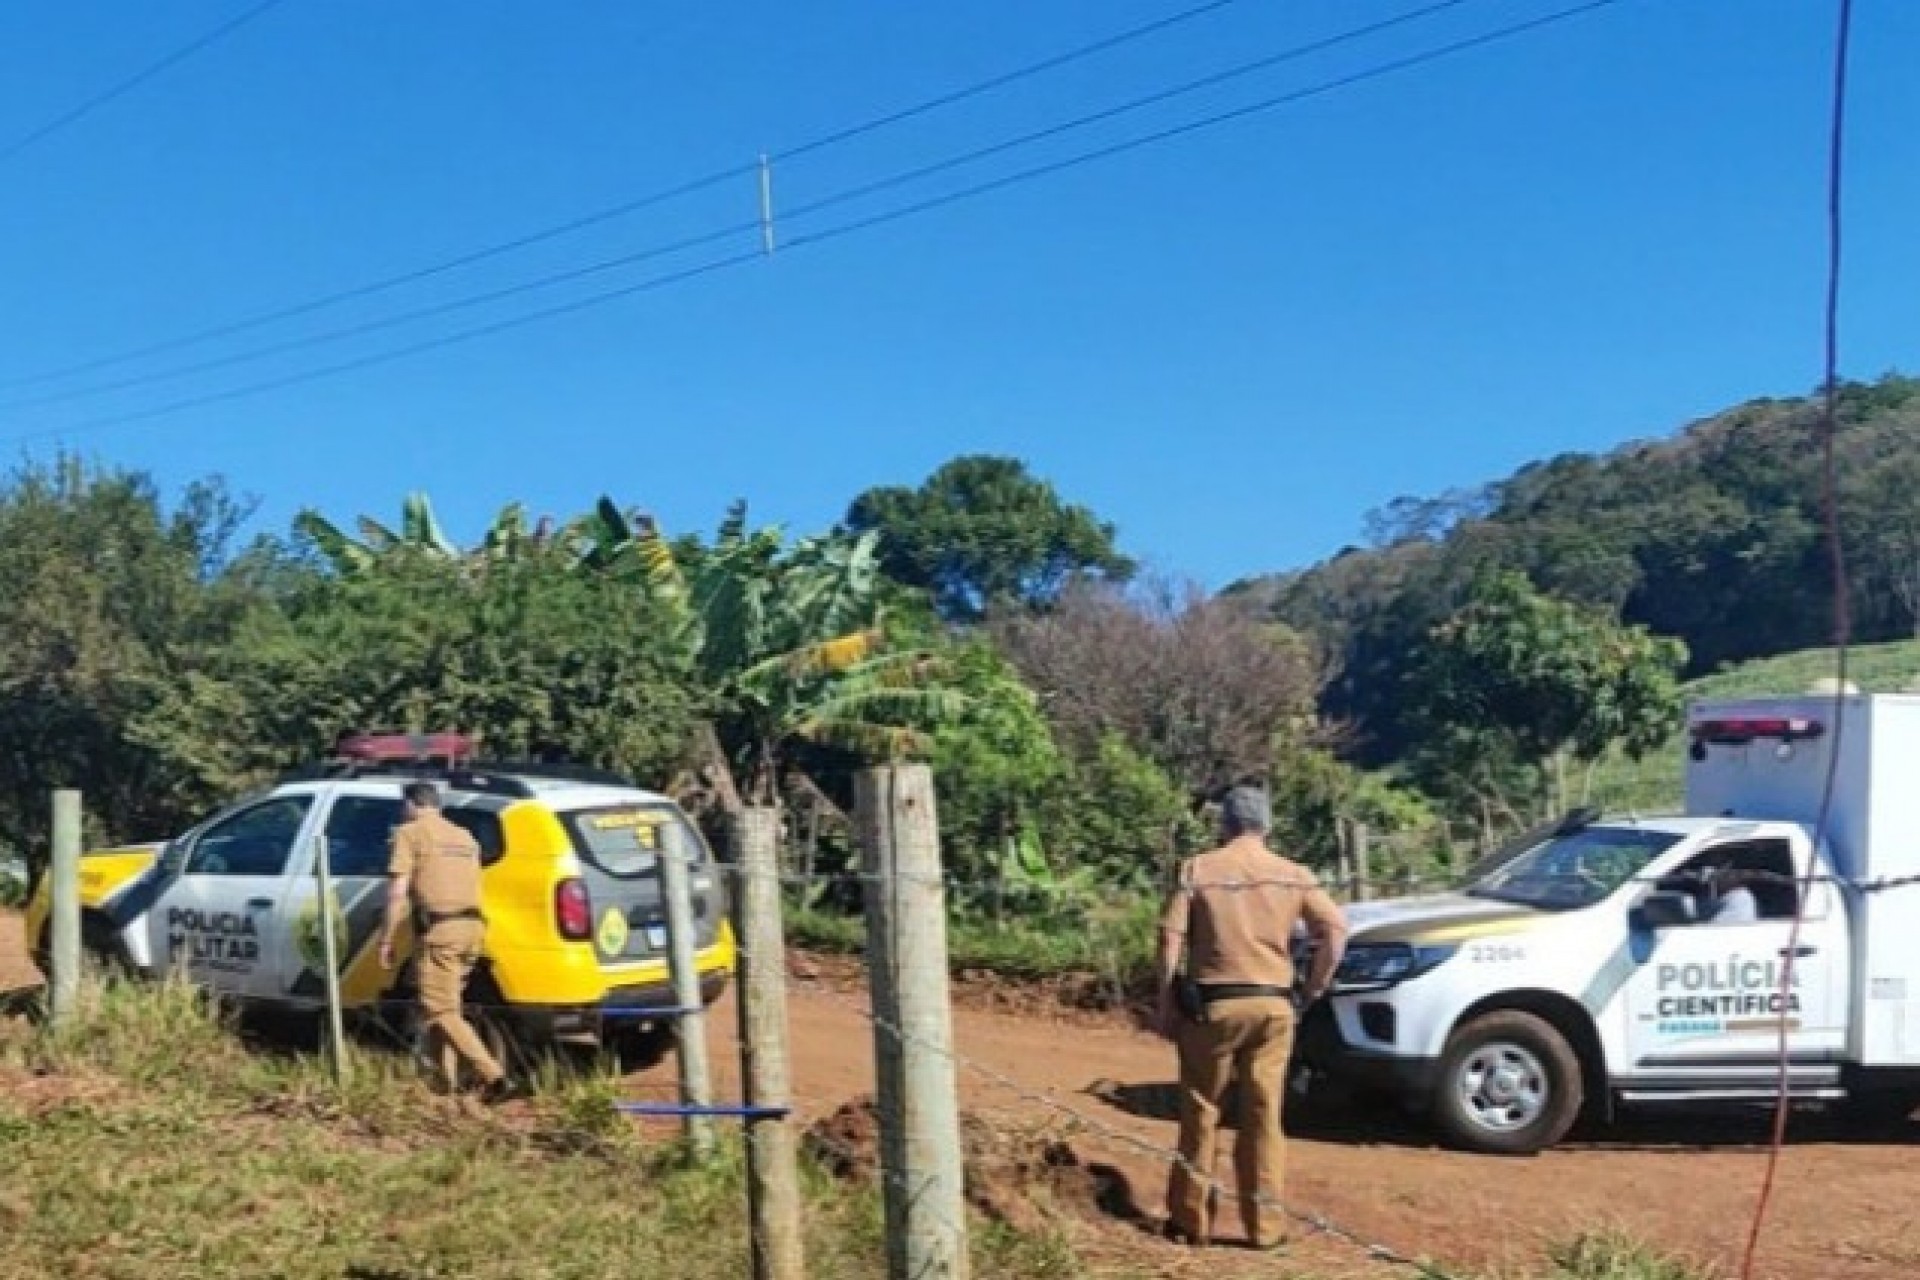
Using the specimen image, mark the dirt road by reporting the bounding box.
[6,912,1915,1279]
[641,962,1920,1280]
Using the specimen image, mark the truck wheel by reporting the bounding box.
[1434,1011,1583,1155]
[1841,1091,1920,1128]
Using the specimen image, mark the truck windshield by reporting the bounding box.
[1467,826,1683,911]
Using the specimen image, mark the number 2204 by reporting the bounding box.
[1468,943,1525,964]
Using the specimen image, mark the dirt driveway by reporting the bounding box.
[634,961,1920,1280]
[5,911,1914,1279]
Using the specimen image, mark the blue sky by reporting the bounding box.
[0,0,1913,588]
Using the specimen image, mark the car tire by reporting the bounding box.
[1433,1010,1584,1156]
[33,917,132,986]
[82,917,134,980]
[609,1023,675,1072]
[465,974,537,1086]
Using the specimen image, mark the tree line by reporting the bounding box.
[0,456,1330,923]
[1235,375,1920,767]
[11,377,1909,915]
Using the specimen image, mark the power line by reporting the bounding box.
[773,0,1253,163]
[3,0,1487,415]
[0,0,1255,392]
[782,0,1483,226]
[0,164,761,397]
[1737,2,1855,1278]
[0,247,769,442]
[780,0,1627,251]
[0,218,766,411]
[3,0,1632,446]
[0,0,288,166]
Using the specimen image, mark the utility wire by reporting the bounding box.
[1,0,1486,415]
[1737,3,1855,1279]
[0,0,287,166]
[0,219,766,410]
[3,0,1631,445]
[779,0,1598,246]
[775,0,1254,163]
[766,1,1487,232]
[0,0,1255,392]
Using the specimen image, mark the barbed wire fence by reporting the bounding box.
[706,761,1920,1278]
[28,754,1920,1278]
[704,764,1475,1280]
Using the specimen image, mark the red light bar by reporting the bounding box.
[335,731,476,763]
[1689,717,1825,745]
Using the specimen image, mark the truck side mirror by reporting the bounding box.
[1636,889,1699,930]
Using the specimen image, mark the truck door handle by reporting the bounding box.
[1778,945,1817,958]
[247,898,273,910]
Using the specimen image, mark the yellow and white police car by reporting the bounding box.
[27,733,734,1056]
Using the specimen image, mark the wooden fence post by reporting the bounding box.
[311,834,350,1083]
[48,790,82,1024]
[857,765,969,1280]
[732,807,805,1280]
[661,830,716,1158]
[1350,819,1373,902]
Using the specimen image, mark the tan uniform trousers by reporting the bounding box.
[1167,995,1296,1248]
[417,917,504,1090]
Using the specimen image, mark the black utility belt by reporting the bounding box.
[1195,982,1290,1003]
[420,908,485,927]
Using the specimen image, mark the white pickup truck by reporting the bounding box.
[1297,692,1920,1153]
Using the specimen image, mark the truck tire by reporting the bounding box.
[1433,1010,1584,1155]
[1841,1090,1920,1128]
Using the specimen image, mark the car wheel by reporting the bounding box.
[1433,1010,1583,1155]
[465,975,538,1087]
[34,918,133,986]
[81,918,134,981]
[609,1023,675,1072]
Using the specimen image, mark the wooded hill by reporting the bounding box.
[1232,374,1920,764]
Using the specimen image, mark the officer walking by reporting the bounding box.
[379,781,527,1104]
[1155,786,1347,1250]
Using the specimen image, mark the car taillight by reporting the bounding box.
[555,878,592,941]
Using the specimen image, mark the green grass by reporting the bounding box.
[1541,1230,1718,1280]
[0,978,1719,1280]
[1588,638,1920,814]
[790,895,1158,1002]
[0,976,1078,1280]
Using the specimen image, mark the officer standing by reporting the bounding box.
[1155,786,1347,1250]
[379,781,527,1104]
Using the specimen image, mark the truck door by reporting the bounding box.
[1618,836,1849,1091]
[146,792,319,1002]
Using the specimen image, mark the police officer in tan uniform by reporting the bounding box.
[1155,786,1348,1250]
[379,781,527,1104]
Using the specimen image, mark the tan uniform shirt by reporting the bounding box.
[388,812,484,920]
[1161,838,1342,988]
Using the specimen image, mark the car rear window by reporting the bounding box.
[563,804,706,878]
[445,807,507,868]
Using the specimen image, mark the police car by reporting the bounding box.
[26,733,735,1056]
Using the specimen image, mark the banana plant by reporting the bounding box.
[622,499,964,810]
[296,494,558,579]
